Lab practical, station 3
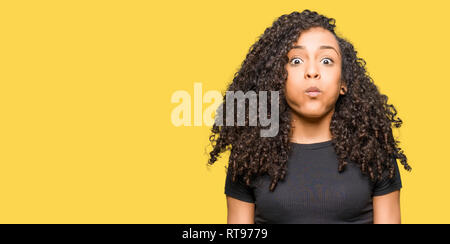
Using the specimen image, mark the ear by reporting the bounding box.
[340,80,347,95]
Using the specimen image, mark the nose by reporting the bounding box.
[305,65,320,79]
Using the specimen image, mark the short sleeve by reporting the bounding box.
[372,158,403,197]
[224,167,255,203]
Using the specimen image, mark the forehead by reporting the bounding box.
[292,27,339,50]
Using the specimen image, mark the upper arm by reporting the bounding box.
[226,196,255,224]
[373,190,401,224]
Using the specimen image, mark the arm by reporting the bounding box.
[373,190,401,224]
[226,196,255,224]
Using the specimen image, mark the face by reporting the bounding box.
[284,27,346,119]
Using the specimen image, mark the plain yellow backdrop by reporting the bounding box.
[0,0,448,224]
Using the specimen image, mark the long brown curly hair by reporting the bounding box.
[207,9,412,192]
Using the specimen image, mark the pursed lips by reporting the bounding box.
[305,86,321,97]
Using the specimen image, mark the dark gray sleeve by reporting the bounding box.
[224,167,255,203]
[372,158,403,197]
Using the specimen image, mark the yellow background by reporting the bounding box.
[0,0,448,224]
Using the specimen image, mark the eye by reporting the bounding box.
[289,57,303,65]
[321,58,334,65]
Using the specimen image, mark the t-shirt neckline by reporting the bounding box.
[290,139,333,150]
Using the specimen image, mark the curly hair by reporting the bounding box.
[207,9,412,192]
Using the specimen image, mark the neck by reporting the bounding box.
[289,107,334,144]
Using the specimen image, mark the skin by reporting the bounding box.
[227,27,400,224]
[227,197,255,224]
[285,26,346,144]
[373,191,401,224]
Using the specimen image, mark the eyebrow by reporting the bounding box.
[291,45,340,57]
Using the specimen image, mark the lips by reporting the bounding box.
[305,86,321,92]
[305,86,321,97]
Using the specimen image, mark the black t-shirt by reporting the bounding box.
[224,140,402,224]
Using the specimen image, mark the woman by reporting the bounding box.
[207,9,412,224]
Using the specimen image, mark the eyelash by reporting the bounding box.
[289,57,334,65]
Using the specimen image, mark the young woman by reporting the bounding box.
[207,9,412,224]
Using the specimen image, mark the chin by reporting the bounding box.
[303,112,324,119]
[296,109,322,118]
[303,104,337,119]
